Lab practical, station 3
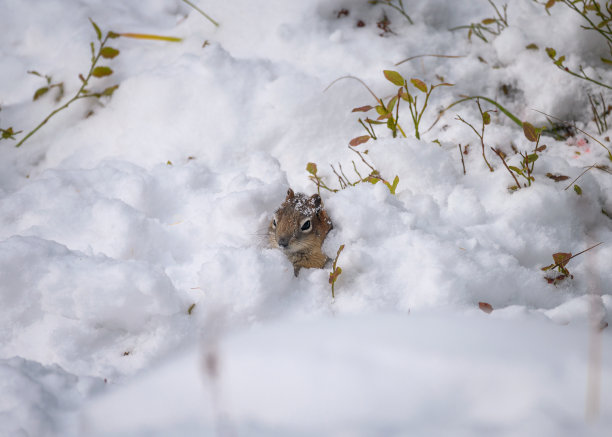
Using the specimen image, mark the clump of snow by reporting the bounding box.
[0,0,611,435]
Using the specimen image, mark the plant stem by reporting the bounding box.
[16,34,111,147]
[491,147,521,188]
[181,0,219,27]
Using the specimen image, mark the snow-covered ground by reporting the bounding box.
[1,0,611,435]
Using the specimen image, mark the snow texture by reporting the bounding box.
[0,0,611,435]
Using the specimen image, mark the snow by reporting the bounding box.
[1,0,611,435]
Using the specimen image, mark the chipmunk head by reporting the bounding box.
[269,188,333,256]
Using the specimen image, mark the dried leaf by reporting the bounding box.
[526,43,539,50]
[545,173,569,182]
[481,18,497,25]
[478,302,493,314]
[523,121,538,142]
[352,105,373,113]
[349,135,371,147]
[552,252,572,267]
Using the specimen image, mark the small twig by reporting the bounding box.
[491,147,521,188]
[324,75,379,102]
[564,165,596,190]
[349,147,377,172]
[458,144,466,175]
[395,53,465,66]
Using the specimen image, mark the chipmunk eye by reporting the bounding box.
[300,219,311,231]
[272,219,277,228]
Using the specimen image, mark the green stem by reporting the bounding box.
[563,0,612,45]
[181,0,219,27]
[16,34,110,147]
[385,0,413,24]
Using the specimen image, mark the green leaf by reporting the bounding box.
[522,121,538,142]
[386,117,395,131]
[387,175,399,194]
[101,84,119,96]
[545,0,556,8]
[508,166,523,175]
[482,18,497,25]
[601,57,612,65]
[387,96,398,114]
[375,105,388,116]
[306,162,318,175]
[554,55,565,67]
[92,66,113,78]
[482,111,491,125]
[349,135,371,147]
[525,43,539,50]
[33,87,49,101]
[329,267,342,284]
[383,70,405,86]
[526,153,539,163]
[100,47,120,59]
[545,47,556,59]
[410,78,427,93]
[574,184,582,195]
[400,90,413,103]
[364,118,385,125]
[89,18,102,40]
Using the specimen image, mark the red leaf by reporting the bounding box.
[349,135,371,147]
[478,302,493,314]
[352,105,373,112]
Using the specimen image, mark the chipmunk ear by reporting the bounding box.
[285,188,295,200]
[310,193,322,208]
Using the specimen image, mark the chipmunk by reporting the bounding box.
[269,189,333,276]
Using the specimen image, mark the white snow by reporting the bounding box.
[1,0,611,435]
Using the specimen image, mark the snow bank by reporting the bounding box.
[1,0,611,434]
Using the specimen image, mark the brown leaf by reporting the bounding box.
[552,252,572,267]
[546,173,569,182]
[522,121,538,142]
[478,302,493,314]
[352,105,373,113]
[349,135,371,147]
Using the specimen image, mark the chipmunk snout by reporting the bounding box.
[277,236,290,248]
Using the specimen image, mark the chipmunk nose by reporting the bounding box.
[277,237,290,248]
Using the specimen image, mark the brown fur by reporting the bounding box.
[269,189,333,276]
